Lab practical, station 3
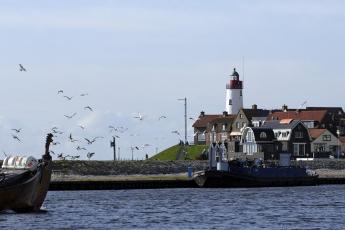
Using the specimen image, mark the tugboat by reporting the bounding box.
[0,133,53,212]
[193,144,318,188]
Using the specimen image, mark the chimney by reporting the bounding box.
[282,104,288,112]
[200,111,205,117]
[252,104,257,110]
[223,111,228,116]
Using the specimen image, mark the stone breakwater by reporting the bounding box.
[51,160,208,176]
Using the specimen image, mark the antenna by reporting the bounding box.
[242,56,245,82]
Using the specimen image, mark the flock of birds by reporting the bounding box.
[4,64,198,160]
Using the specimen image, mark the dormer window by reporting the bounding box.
[260,132,267,139]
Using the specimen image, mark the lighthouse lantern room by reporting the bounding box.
[225,68,243,115]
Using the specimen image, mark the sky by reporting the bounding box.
[0,0,344,160]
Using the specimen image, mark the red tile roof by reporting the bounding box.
[308,128,327,139]
[192,115,220,128]
[267,110,328,122]
[192,114,236,128]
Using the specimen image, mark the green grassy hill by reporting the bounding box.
[151,144,207,160]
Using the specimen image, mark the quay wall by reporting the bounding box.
[2,159,345,175]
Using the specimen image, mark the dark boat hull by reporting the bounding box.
[194,170,318,188]
[0,161,52,212]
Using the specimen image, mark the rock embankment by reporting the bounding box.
[52,160,208,176]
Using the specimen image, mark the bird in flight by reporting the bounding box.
[49,150,56,155]
[71,155,80,160]
[79,125,86,130]
[64,112,77,119]
[69,133,78,142]
[171,130,180,136]
[19,64,26,71]
[63,95,73,101]
[189,117,196,121]
[84,106,93,111]
[158,116,167,120]
[84,138,95,145]
[57,90,64,94]
[11,128,21,133]
[76,146,87,151]
[12,134,21,142]
[108,125,117,133]
[133,112,144,121]
[87,152,95,160]
[80,93,88,97]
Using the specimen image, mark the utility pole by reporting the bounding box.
[178,97,187,144]
[110,137,116,161]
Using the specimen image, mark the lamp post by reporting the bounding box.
[337,129,340,160]
[110,136,118,161]
[178,97,187,145]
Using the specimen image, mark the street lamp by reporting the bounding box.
[337,129,340,160]
[178,97,187,145]
[110,135,120,161]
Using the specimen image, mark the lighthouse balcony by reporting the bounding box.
[226,80,243,89]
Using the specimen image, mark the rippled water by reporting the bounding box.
[1,185,345,229]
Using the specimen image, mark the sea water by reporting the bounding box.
[1,185,345,229]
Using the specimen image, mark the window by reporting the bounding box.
[293,143,306,156]
[222,124,227,131]
[295,131,303,139]
[240,90,242,96]
[242,122,246,128]
[314,143,326,152]
[282,132,287,138]
[240,114,243,119]
[322,135,331,141]
[260,132,267,139]
[229,99,232,105]
[247,131,252,142]
[236,122,240,129]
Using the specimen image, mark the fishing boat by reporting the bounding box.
[194,152,318,188]
[0,133,53,212]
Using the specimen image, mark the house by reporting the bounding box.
[309,128,340,158]
[205,113,236,145]
[262,119,311,159]
[192,111,219,145]
[192,111,235,145]
[241,127,276,160]
[230,105,270,141]
[267,106,345,136]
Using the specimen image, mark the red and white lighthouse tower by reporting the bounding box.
[225,68,243,114]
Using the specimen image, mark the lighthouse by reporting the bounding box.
[225,68,243,115]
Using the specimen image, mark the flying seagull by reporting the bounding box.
[11,128,21,133]
[84,138,95,145]
[63,95,73,101]
[64,112,77,119]
[57,90,64,94]
[84,106,93,111]
[19,64,26,71]
[69,133,78,143]
[12,134,21,142]
[80,93,88,97]
[87,152,95,160]
[71,155,80,160]
[133,112,144,121]
[171,130,180,136]
[158,115,167,120]
[76,146,87,151]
